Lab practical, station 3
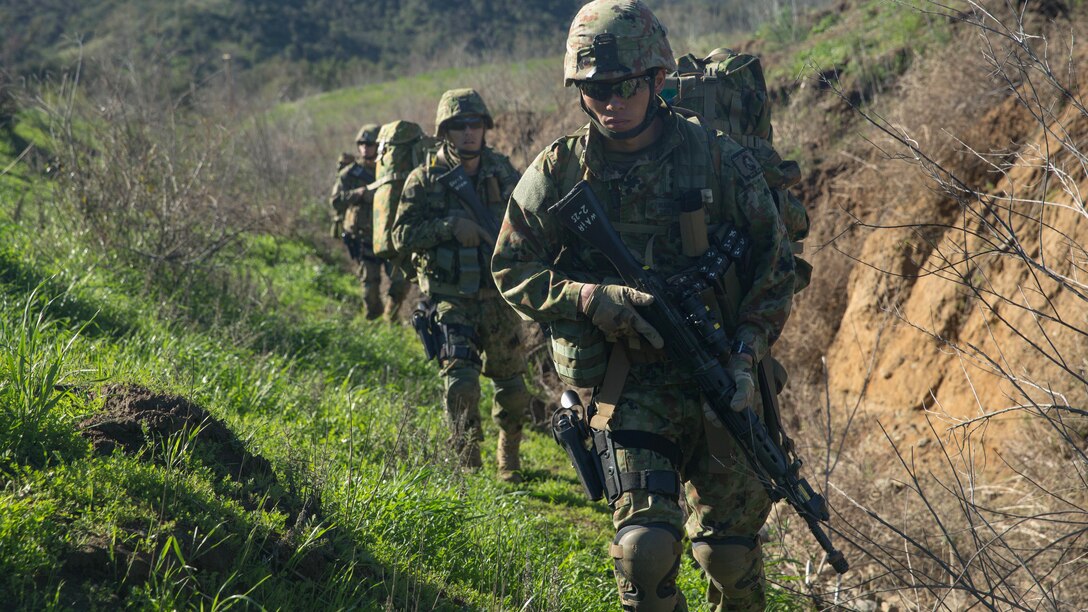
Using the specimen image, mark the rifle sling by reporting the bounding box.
[589,343,629,430]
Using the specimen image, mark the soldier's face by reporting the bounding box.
[579,71,665,134]
[358,143,378,160]
[446,116,486,153]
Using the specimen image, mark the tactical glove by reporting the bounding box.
[726,353,755,412]
[452,218,491,247]
[580,284,664,349]
[347,186,372,206]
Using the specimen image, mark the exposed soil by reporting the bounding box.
[62,384,334,603]
[80,383,274,485]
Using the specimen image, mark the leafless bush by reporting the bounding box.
[23,50,318,296]
[774,2,1088,609]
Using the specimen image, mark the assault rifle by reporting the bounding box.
[548,180,849,574]
[437,164,500,242]
[438,163,552,341]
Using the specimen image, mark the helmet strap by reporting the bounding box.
[440,139,484,165]
[581,93,660,141]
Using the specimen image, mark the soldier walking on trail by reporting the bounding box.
[329,123,409,321]
[392,89,536,483]
[491,1,796,609]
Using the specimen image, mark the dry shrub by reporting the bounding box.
[767,3,1088,609]
[25,52,320,299]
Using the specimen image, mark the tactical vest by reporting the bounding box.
[416,152,508,299]
[548,116,747,388]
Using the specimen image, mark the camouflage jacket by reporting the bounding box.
[329,156,376,235]
[392,144,520,299]
[492,107,795,363]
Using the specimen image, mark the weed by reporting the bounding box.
[0,282,92,466]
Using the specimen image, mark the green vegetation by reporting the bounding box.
[759,0,950,94]
[0,99,807,608]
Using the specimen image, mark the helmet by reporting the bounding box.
[434,88,494,135]
[563,0,675,86]
[355,123,380,145]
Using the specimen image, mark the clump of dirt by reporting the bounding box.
[81,383,272,482]
[65,384,334,600]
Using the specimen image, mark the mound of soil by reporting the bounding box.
[80,383,272,481]
[61,384,334,603]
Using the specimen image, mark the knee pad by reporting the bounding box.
[691,536,764,606]
[610,523,684,612]
[445,367,481,422]
[492,376,530,425]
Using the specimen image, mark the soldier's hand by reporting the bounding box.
[580,284,664,349]
[347,186,370,205]
[726,353,755,412]
[330,219,344,238]
[452,218,491,247]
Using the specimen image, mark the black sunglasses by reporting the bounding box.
[445,117,485,131]
[577,74,652,102]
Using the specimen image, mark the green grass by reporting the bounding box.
[270,56,561,129]
[0,62,812,612]
[760,0,949,86]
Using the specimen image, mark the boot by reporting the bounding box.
[461,438,483,470]
[382,298,401,323]
[363,293,383,320]
[496,429,522,483]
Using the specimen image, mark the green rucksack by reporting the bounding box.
[371,120,437,260]
[663,48,812,292]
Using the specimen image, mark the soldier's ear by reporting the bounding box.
[653,69,666,95]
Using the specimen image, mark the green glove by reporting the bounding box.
[726,354,755,412]
[452,217,491,247]
[580,284,664,349]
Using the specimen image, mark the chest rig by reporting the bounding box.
[418,149,507,299]
[549,118,748,410]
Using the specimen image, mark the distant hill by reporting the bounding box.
[0,0,831,98]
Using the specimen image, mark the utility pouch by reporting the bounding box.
[457,247,481,295]
[411,300,440,361]
[549,318,608,388]
[678,189,713,257]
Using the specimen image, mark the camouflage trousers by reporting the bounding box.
[359,256,409,321]
[434,294,530,466]
[606,375,772,611]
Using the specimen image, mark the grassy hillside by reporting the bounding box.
[5,0,1087,609]
[0,0,835,101]
[0,80,807,610]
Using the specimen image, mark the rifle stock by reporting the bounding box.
[548,180,848,574]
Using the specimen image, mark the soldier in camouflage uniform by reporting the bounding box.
[392,89,534,482]
[491,2,796,610]
[329,123,409,320]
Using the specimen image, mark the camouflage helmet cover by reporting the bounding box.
[435,88,494,135]
[355,123,381,144]
[563,0,676,86]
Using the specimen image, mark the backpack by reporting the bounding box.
[371,120,437,259]
[663,48,812,292]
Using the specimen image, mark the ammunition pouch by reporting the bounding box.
[548,317,608,388]
[419,243,484,297]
